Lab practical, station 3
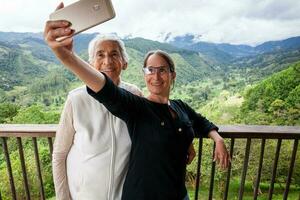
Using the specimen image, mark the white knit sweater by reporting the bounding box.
[53,82,142,200]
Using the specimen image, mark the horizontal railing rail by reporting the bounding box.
[0,124,299,200]
[0,124,56,200]
[193,125,300,200]
[2,124,299,138]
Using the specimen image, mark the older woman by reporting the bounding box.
[45,19,230,200]
[52,34,143,200]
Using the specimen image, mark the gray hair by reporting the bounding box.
[88,34,129,64]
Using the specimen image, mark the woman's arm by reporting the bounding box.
[208,130,231,169]
[44,3,105,93]
[53,98,74,200]
[180,100,231,168]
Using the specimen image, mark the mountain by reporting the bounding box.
[0,32,43,43]
[73,33,98,54]
[255,36,300,53]
[121,38,218,87]
[17,37,59,64]
[232,49,300,69]
[169,34,300,63]
[169,35,234,64]
[0,31,300,114]
[1,31,300,92]
[229,48,300,84]
[240,62,300,125]
[0,41,49,90]
[0,32,220,92]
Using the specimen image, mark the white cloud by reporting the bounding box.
[0,0,299,45]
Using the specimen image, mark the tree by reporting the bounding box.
[0,88,7,103]
[239,63,300,125]
[12,105,60,124]
[0,103,20,123]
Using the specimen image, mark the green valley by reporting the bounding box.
[0,32,299,200]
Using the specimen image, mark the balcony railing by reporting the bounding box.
[0,124,299,200]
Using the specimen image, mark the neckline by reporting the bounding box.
[146,98,172,106]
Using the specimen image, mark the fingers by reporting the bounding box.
[43,3,74,58]
[186,143,196,165]
[220,153,229,169]
[214,153,225,169]
[46,20,71,31]
[187,152,195,164]
[56,2,64,11]
[214,141,231,170]
[49,26,73,41]
[56,37,73,48]
[44,2,67,38]
[44,20,74,51]
[44,3,73,48]
[44,20,71,39]
[225,153,231,168]
[186,154,194,164]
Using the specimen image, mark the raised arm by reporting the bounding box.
[44,3,105,93]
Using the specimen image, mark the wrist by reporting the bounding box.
[209,129,224,143]
[215,137,224,144]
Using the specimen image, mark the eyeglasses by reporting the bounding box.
[142,66,171,75]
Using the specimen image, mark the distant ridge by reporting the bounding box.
[0,31,299,91]
[169,34,300,61]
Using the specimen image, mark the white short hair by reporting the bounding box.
[88,34,129,64]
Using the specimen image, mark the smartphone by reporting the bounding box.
[49,0,115,40]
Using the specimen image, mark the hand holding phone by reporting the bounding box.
[49,0,115,41]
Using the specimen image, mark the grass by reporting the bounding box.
[187,180,300,200]
[47,179,300,200]
[48,186,299,200]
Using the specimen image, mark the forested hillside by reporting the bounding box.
[0,32,300,126]
[0,32,300,200]
[239,62,300,125]
[0,41,49,90]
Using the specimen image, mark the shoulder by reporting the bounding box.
[120,81,143,96]
[171,99,195,112]
[67,85,98,106]
[172,99,187,107]
[68,85,86,95]
[68,85,90,99]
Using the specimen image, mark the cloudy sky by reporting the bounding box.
[1,0,300,45]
